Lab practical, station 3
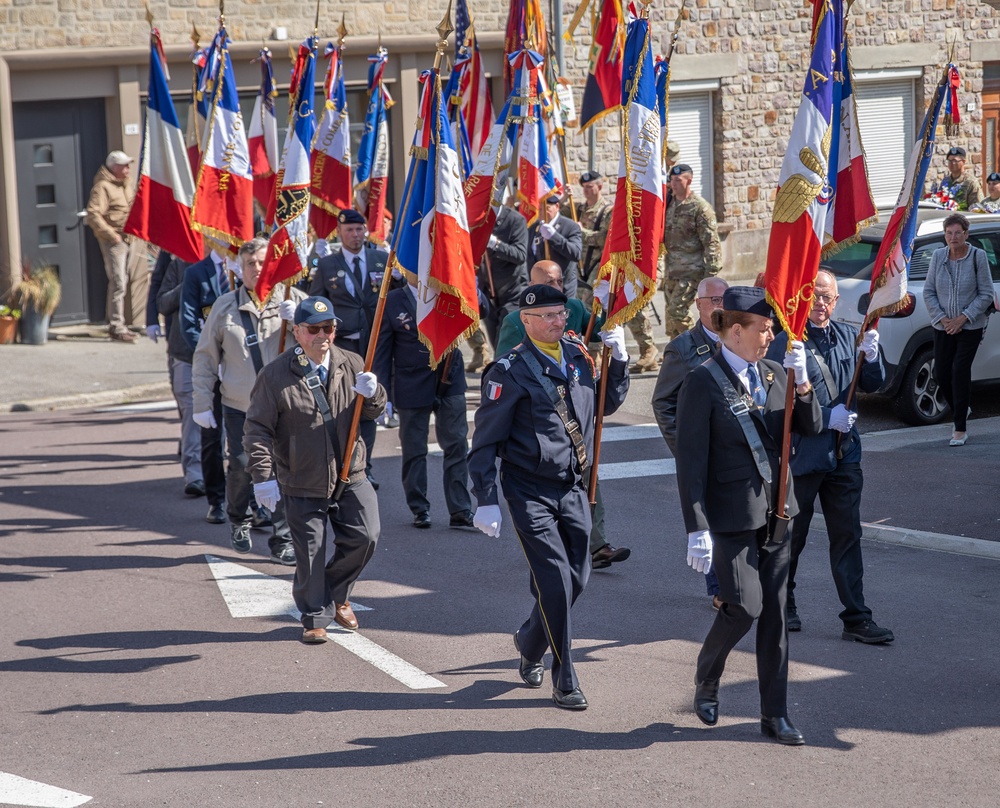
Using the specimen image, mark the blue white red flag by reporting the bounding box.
[255,37,317,306]
[309,41,353,240]
[514,50,558,226]
[186,46,209,176]
[455,0,494,157]
[191,28,254,254]
[391,71,479,366]
[538,71,567,197]
[595,16,664,330]
[763,0,838,340]
[862,66,951,332]
[124,28,203,263]
[355,48,393,244]
[247,48,280,224]
[655,56,670,205]
[444,56,475,180]
[579,0,625,132]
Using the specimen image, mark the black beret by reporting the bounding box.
[294,296,341,325]
[946,146,966,158]
[722,286,773,318]
[519,284,567,310]
[580,170,603,183]
[670,163,693,176]
[338,209,366,225]
[545,192,563,204]
[987,172,1000,183]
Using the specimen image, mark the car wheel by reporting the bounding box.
[895,346,950,425]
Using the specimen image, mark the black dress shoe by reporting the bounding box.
[842,619,894,644]
[694,679,719,726]
[413,511,432,529]
[786,606,802,632]
[591,543,631,570]
[449,511,475,529]
[513,631,544,688]
[205,504,226,524]
[552,687,588,710]
[760,715,805,745]
[184,479,206,497]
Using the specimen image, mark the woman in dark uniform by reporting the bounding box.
[674,286,822,745]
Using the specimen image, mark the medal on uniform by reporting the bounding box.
[486,381,503,401]
[298,354,309,366]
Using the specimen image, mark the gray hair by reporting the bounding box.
[238,237,269,259]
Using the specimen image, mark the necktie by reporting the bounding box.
[318,365,328,385]
[747,363,766,408]
[218,266,229,292]
[351,255,364,295]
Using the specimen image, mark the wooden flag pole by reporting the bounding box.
[776,366,795,519]
[588,264,619,506]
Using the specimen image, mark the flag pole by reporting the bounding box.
[588,262,619,505]
[337,2,454,491]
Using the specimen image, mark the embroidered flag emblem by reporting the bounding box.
[487,381,503,401]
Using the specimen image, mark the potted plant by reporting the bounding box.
[0,302,20,345]
[14,263,61,345]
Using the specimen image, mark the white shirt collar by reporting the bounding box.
[307,352,331,373]
[719,344,756,394]
[702,323,720,342]
[342,246,365,269]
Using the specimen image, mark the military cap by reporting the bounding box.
[946,146,967,158]
[670,163,694,177]
[519,284,567,310]
[987,172,1000,183]
[338,209,366,225]
[723,286,773,318]
[544,192,563,205]
[666,140,681,162]
[580,170,603,184]
[294,296,341,325]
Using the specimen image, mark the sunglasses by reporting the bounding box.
[302,324,335,335]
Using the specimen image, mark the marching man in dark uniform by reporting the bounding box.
[674,286,821,744]
[309,209,389,487]
[527,193,583,301]
[468,284,630,710]
[244,297,386,644]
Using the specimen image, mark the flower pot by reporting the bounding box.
[18,303,51,345]
[0,315,17,344]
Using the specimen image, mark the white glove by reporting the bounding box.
[687,530,713,574]
[352,371,378,398]
[145,324,161,343]
[473,505,502,537]
[859,329,879,363]
[599,326,629,362]
[278,299,296,322]
[783,340,809,385]
[487,234,500,250]
[539,222,556,240]
[226,256,242,282]
[253,480,281,512]
[828,403,857,434]
[315,238,333,258]
[192,410,217,430]
[594,278,610,309]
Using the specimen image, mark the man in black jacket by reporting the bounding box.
[477,205,529,349]
[527,194,582,301]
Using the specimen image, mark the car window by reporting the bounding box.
[969,233,1000,282]
[908,239,944,281]
[820,240,879,280]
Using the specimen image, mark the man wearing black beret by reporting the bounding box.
[931,146,983,211]
[970,171,1000,213]
[527,194,582,302]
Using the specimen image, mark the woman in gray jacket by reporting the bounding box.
[923,213,995,446]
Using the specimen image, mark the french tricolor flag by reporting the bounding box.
[124,29,203,263]
[309,41,353,241]
[191,28,254,254]
[514,50,557,226]
[247,48,280,224]
[597,16,664,330]
[255,37,317,306]
[355,48,393,244]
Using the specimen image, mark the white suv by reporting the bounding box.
[820,209,1000,425]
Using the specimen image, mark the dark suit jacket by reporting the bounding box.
[373,286,467,410]
[528,215,582,300]
[652,320,720,454]
[180,256,227,353]
[157,255,193,363]
[309,244,389,355]
[675,356,822,535]
[478,206,529,309]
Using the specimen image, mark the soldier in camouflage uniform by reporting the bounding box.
[932,146,983,211]
[576,171,660,372]
[661,163,723,339]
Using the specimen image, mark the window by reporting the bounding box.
[36,185,56,206]
[854,73,918,203]
[33,144,53,165]
[38,225,58,246]
[668,87,715,206]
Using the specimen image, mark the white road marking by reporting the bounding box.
[205,556,444,689]
[599,423,662,443]
[598,458,675,479]
[0,772,91,807]
[93,400,175,413]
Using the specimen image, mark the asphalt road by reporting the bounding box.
[1,392,999,807]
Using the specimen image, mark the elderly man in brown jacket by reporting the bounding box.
[86,150,137,342]
[244,296,386,644]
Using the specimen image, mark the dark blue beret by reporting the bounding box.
[294,296,341,325]
[723,286,773,318]
[338,209,366,225]
[519,284,567,310]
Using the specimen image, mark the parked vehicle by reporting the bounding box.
[821,210,1000,425]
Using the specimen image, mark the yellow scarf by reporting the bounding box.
[529,336,562,364]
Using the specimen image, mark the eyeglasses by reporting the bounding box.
[813,294,838,305]
[523,309,570,323]
[698,296,725,305]
[301,324,335,334]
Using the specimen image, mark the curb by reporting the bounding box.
[1,382,173,413]
[812,523,1000,561]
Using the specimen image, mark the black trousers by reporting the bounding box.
[334,335,378,476]
[222,406,292,551]
[696,527,790,718]
[283,481,380,629]
[933,328,983,432]
[502,471,591,692]
[788,463,871,626]
[201,379,226,507]
[397,395,471,517]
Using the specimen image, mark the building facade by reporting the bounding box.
[1,0,997,323]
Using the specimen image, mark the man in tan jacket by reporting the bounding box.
[192,237,306,564]
[86,150,136,342]
[244,297,386,643]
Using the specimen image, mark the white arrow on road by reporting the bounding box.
[0,772,91,807]
[205,555,445,690]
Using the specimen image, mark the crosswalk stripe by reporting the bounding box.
[0,772,91,807]
[598,458,676,479]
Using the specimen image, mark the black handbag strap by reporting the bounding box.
[304,367,344,477]
[704,358,773,486]
[803,338,838,403]
[238,308,265,376]
[516,344,589,475]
